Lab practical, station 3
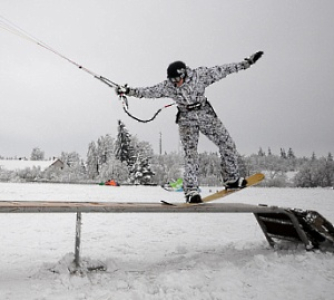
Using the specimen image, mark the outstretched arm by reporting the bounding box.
[201,51,264,86]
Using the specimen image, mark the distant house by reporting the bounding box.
[0,158,64,172]
[48,159,65,171]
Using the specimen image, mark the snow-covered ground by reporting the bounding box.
[0,183,333,300]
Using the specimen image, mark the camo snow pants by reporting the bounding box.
[177,101,239,194]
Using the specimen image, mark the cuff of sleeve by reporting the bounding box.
[242,60,251,69]
[128,88,137,97]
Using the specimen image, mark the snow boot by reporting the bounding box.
[224,177,247,190]
[185,190,202,203]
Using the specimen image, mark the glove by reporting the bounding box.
[245,51,264,65]
[115,84,136,97]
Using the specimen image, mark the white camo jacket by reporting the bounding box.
[134,60,251,107]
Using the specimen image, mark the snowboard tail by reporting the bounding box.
[202,173,264,203]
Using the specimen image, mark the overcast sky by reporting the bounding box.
[1,0,333,159]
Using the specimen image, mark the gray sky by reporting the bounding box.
[1,0,333,159]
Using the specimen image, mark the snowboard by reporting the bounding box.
[161,173,264,207]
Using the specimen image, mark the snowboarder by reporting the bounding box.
[116,51,264,203]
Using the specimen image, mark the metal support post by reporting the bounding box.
[74,212,82,268]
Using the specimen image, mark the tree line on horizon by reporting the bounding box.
[0,122,333,188]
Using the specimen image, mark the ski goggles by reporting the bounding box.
[169,76,183,83]
[169,72,186,83]
[168,68,186,83]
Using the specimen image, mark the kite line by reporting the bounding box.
[0,15,175,123]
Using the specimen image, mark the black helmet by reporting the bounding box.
[167,61,187,79]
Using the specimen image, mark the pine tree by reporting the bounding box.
[115,120,155,184]
[311,152,316,161]
[115,120,135,166]
[324,152,334,186]
[258,147,265,157]
[280,148,287,159]
[287,148,296,171]
[287,148,295,159]
[128,154,155,184]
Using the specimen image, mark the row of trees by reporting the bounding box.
[1,147,48,161]
[245,149,334,187]
[1,123,333,187]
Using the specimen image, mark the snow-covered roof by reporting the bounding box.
[0,159,60,171]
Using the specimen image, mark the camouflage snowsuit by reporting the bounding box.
[133,59,251,193]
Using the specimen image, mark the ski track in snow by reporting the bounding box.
[0,183,333,300]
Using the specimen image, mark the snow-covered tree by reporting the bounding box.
[30,147,45,161]
[86,141,99,179]
[324,153,334,186]
[115,120,135,166]
[294,154,334,187]
[97,134,115,165]
[311,152,317,161]
[280,148,287,159]
[98,156,129,183]
[258,147,265,157]
[128,154,155,184]
[287,148,295,159]
[60,151,80,167]
[115,120,155,184]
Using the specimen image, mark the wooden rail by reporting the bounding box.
[0,201,285,214]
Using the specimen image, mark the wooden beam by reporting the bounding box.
[0,201,287,214]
